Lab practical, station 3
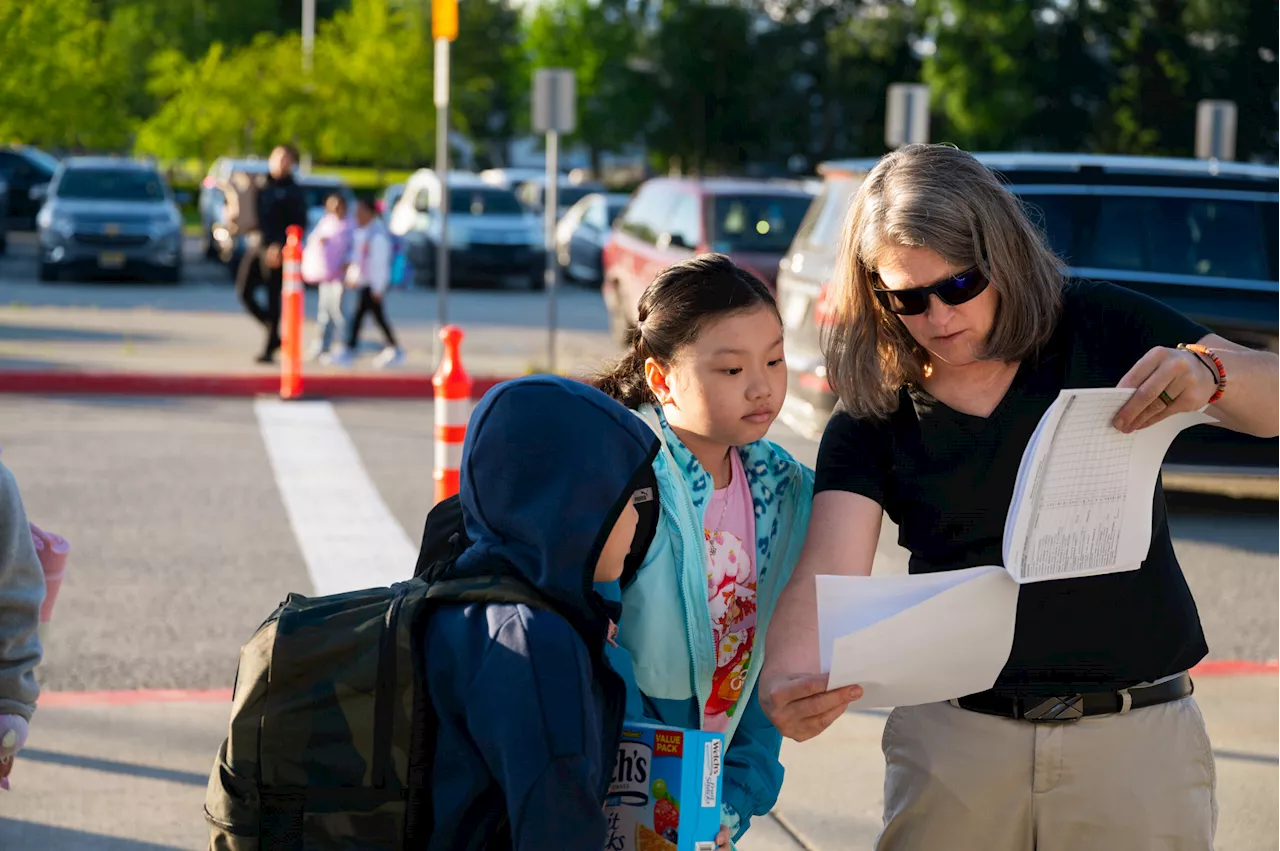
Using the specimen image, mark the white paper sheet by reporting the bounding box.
[818,568,1019,707]
[1004,389,1213,583]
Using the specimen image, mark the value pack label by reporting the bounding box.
[604,722,724,851]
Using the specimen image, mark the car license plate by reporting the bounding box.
[98,251,126,269]
[783,292,809,328]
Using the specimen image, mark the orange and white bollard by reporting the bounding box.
[280,225,305,401]
[433,325,473,503]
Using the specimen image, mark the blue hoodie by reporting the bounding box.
[422,376,660,851]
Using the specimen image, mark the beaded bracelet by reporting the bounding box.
[1178,343,1226,404]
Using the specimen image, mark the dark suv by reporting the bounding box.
[601,177,814,342]
[0,145,59,231]
[776,154,1279,497]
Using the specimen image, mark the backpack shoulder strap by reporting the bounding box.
[425,574,555,611]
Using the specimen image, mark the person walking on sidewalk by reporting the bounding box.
[301,193,353,361]
[334,197,402,369]
[237,145,308,364]
[759,144,1280,851]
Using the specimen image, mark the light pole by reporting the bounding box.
[301,0,315,173]
[433,0,458,360]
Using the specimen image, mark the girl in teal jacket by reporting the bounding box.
[593,254,813,844]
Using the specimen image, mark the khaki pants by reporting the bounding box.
[877,697,1217,851]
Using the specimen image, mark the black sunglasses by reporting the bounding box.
[872,266,989,316]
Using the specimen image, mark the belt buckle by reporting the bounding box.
[1022,694,1084,722]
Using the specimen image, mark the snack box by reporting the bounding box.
[604,722,725,851]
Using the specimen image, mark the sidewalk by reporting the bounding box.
[1,676,1274,850]
[0,282,618,395]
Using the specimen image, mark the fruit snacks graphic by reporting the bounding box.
[604,722,724,851]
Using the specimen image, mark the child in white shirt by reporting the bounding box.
[334,198,402,368]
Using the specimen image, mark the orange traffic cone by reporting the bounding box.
[280,225,305,400]
[433,326,473,503]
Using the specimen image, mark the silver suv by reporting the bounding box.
[36,157,183,282]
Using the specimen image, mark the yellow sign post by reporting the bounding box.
[433,0,458,42]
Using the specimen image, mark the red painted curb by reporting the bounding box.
[1191,659,1279,676]
[38,661,1277,707]
[0,371,507,400]
[39,688,234,707]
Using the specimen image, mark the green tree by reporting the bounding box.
[313,0,435,172]
[449,0,526,167]
[1101,0,1199,155]
[0,0,142,150]
[524,0,646,173]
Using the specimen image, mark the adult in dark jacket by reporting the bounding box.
[237,144,308,363]
[422,375,661,850]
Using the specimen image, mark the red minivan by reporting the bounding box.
[601,177,814,342]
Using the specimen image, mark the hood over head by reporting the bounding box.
[453,376,660,635]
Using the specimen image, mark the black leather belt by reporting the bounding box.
[953,672,1193,722]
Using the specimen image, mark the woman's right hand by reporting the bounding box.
[760,673,863,742]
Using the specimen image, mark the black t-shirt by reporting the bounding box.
[815,280,1212,696]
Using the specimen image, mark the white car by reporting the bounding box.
[389,169,545,289]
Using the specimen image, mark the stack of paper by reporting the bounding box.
[818,388,1214,707]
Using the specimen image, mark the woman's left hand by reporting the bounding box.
[715,824,732,850]
[1113,346,1217,433]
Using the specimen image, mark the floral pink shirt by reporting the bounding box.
[702,450,757,732]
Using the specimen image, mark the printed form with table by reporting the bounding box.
[816,388,1215,708]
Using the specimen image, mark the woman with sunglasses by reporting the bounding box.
[759,144,1278,850]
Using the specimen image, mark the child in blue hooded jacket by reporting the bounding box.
[421,376,662,851]
[592,254,814,844]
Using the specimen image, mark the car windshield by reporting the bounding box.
[708,194,813,253]
[1018,192,1278,282]
[26,148,60,174]
[557,186,597,208]
[450,187,523,216]
[56,168,165,201]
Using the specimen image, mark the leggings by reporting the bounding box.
[347,287,398,350]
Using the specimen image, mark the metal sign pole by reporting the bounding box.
[434,37,451,361]
[545,129,559,373]
[532,68,576,375]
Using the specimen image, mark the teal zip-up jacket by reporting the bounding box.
[600,405,814,842]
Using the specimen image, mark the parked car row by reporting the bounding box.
[388,170,546,290]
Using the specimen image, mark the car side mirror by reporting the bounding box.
[29,183,48,202]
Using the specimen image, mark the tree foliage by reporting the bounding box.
[0,0,1274,170]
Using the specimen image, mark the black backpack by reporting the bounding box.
[205,510,568,850]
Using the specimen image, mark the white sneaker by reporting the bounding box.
[373,347,404,369]
[306,343,327,362]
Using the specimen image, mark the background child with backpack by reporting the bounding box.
[331,197,403,369]
[0,459,46,791]
[301,193,353,362]
[591,254,815,848]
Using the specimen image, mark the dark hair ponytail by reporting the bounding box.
[591,253,778,409]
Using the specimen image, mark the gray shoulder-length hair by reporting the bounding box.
[822,144,1065,419]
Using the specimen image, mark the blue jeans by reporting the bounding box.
[315,282,347,352]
